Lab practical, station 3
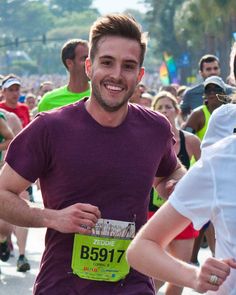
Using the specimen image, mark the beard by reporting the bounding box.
[91,83,136,113]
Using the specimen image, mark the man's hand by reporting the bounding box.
[193,257,236,293]
[47,203,101,234]
[165,179,178,196]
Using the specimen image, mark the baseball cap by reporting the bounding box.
[2,77,21,89]
[203,75,226,92]
[201,103,236,149]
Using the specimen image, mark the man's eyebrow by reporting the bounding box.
[99,56,138,64]
[124,59,138,65]
[99,55,114,60]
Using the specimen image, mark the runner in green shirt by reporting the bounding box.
[38,39,90,112]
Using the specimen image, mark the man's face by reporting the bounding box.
[85,36,144,112]
[3,84,20,105]
[40,83,53,96]
[26,96,36,110]
[70,44,89,80]
[204,84,224,109]
[200,61,220,79]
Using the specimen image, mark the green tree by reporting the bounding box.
[0,1,54,39]
[174,0,236,78]
[49,0,93,15]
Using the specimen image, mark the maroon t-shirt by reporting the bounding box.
[6,99,177,295]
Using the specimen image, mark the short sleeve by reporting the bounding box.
[169,158,214,229]
[5,113,52,182]
[156,131,177,177]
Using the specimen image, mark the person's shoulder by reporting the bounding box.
[129,103,171,130]
[18,103,29,109]
[41,85,67,100]
[39,99,83,118]
[130,103,167,121]
[203,135,236,159]
[184,83,203,96]
[183,130,201,145]
[38,85,68,112]
[189,105,204,116]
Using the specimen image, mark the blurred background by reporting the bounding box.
[0,0,235,89]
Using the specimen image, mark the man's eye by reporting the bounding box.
[101,61,111,66]
[124,64,135,70]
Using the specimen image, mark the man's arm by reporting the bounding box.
[0,109,23,135]
[183,109,204,134]
[0,118,14,151]
[153,159,186,199]
[0,164,101,234]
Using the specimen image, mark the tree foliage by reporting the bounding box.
[143,0,236,81]
[49,0,93,15]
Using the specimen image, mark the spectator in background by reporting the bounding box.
[151,91,201,295]
[130,83,146,104]
[0,111,14,274]
[0,74,30,127]
[139,92,153,108]
[25,93,38,120]
[38,39,90,112]
[0,74,31,272]
[159,85,178,98]
[180,54,235,121]
[127,44,236,291]
[38,81,54,101]
[177,85,188,105]
[184,76,225,140]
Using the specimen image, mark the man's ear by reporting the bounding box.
[199,69,203,78]
[66,59,73,70]
[137,67,145,83]
[85,58,92,79]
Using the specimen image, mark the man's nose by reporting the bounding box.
[110,65,122,79]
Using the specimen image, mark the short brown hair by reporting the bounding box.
[61,39,88,70]
[89,14,147,66]
[199,54,219,71]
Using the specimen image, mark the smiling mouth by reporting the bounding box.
[104,82,124,92]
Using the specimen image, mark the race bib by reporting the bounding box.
[71,219,135,282]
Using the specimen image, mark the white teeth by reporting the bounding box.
[106,84,122,91]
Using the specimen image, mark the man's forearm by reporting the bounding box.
[154,161,186,199]
[0,189,50,228]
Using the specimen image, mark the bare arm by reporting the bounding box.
[127,202,236,293]
[7,112,22,135]
[0,118,14,151]
[184,109,204,134]
[0,164,101,234]
[184,131,201,161]
[153,160,186,199]
[0,109,23,136]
